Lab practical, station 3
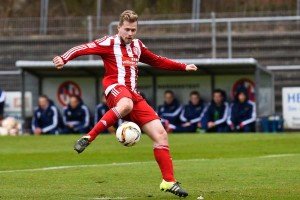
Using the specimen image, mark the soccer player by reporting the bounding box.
[0,88,5,121]
[53,10,197,197]
[62,95,90,134]
[227,87,256,132]
[32,95,61,135]
[157,90,182,133]
[202,89,229,132]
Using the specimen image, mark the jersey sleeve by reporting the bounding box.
[60,36,110,64]
[240,102,256,126]
[73,105,90,130]
[62,107,69,125]
[138,40,186,71]
[42,106,59,133]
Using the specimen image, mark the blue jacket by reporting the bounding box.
[63,102,90,131]
[31,101,60,133]
[227,100,256,126]
[94,103,109,125]
[158,99,182,125]
[203,101,229,126]
[0,89,5,116]
[180,101,206,125]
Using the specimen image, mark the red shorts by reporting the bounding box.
[106,85,160,127]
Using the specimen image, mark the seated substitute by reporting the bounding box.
[202,89,229,132]
[0,88,6,121]
[157,90,182,132]
[95,93,116,134]
[227,87,256,132]
[173,91,206,132]
[31,95,61,135]
[63,95,90,134]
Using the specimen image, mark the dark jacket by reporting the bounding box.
[180,101,206,125]
[204,101,229,126]
[94,103,109,125]
[158,99,182,125]
[227,89,256,126]
[31,101,60,133]
[0,89,5,117]
[63,101,90,131]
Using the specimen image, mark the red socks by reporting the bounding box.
[88,107,121,141]
[154,145,175,182]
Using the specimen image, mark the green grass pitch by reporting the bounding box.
[0,134,299,200]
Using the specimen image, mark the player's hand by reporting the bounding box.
[53,56,64,69]
[208,121,215,128]
[185,64,197,71]
[182,122,191,127]
[197,122,202,128]
[34,128,42,135]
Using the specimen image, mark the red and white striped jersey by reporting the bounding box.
[60,35,186,95]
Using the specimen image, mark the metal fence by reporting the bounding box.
[0,10,298,37]
[108,15,300,60]
[2,14,300,86]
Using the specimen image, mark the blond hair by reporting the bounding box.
[119,10,138,26]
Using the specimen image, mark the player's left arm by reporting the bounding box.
[139,42,197,72]
[189,105,208,125]
[41,106,59,133]
[240,101,256,127]
[214,102,229,125]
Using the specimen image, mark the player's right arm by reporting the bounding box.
[53,36,110,69]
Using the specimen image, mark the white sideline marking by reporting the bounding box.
[91,197,128,200]
[0,154,298,174]
[258,154,296,158]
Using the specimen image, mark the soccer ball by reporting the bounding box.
[116,121,141,147]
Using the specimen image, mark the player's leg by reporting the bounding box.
[142,119,173,180]
[129,98,188,197]
[142,119,188,197]
[87,97,133,141]
[74,86,133,153]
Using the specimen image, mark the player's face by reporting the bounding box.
[38,97,49,110]
[213,92,223,105]
[190,94,200,105]
[238,93,247,103]
[164,93,174,105]
[70,97,79,109]
[118,21,137,44]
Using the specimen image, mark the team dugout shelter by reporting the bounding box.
[16,58,274,131]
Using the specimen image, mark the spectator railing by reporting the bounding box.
[108,15,300,59]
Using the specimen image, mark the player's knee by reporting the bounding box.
[122,103,133,115]
[155,128,168,145]
[117,98,133,116]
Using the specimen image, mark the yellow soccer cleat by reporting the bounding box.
[160,179,188,198]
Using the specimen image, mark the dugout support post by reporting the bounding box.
[21,69,26,132]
